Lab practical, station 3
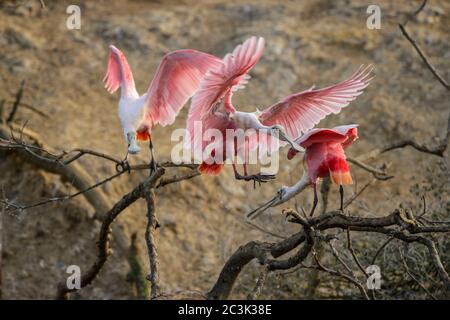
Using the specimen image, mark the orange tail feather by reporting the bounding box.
[330,170,353,185]
[136,130,150,141]
[198,162,224,176]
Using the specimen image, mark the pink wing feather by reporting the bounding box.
[103,45,136,96]
[189,36,265,121]
[287,124,358,160]
[296,124,359,148]
[143,50,222,127]
[187,36,265,154]
[259,65,373,140]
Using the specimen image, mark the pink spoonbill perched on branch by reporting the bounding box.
[246,124,359,219]
[187,36,372,184]
[103,45,221,169]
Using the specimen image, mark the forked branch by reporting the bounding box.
[55,168,165,299]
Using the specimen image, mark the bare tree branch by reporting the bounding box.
[209,207,450,299]
[399,24,449,90]
[398,0,449,90]
[55,168,165,299]
[1,170,127,217]
[0,123,113,218]
[144,188,160,299]
[0,123,199,217]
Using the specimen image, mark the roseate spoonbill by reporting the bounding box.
[187,36,372,184]
[246,124,359,219]
[103,45,221,169]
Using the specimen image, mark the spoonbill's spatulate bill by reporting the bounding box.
[187,36,372,185]
[103,45,222,164]
[246,125,359,219]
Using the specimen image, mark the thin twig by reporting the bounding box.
[60,148,122,165]
[347,157,393,180]
[1,170,126,217]
[5,100,49,118]
[0,123,113,217]
[398,24,449,90]
[312,247,369,300]
[371,237,395,265]
[399,245,437,300]
[344,178,376,209]
[346,229,369,278]
[6,80,25,123]
[398,0,449,89]
[403,0,427,26]
[328,240,356,277]
[243,219,287,240]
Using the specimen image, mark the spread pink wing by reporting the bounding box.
[259,65,373,140]
[296,124,358,148]
[142,49,222,127]
[187,36,265,154]
[103,45,136,96]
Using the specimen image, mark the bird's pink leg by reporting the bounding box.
[148,132,157,173]
[232,163,241,179]
[242,140,249,176]
[309,183,318,217]
[116,149,131,174]
[232,141,276,187]
[224,91,234,113]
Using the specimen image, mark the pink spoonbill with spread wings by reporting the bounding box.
[187,36,372,184]
[247,124,359,219]
[103,45,221,168]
